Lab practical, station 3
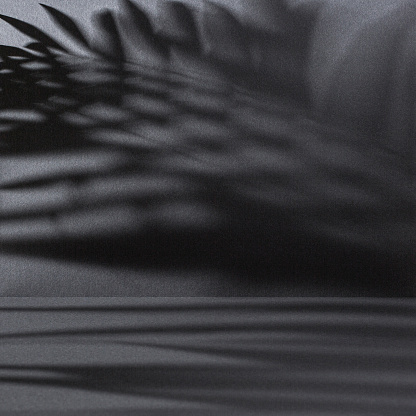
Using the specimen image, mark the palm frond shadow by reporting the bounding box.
[1,299,415,413]
[2,362,415,413]
[0,1,414,295]
[0,364,317,412]
[1,336,415,413]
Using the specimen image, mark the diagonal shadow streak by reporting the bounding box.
[0,298,415,314]
[2,319,416,342]
[107,338,416,368]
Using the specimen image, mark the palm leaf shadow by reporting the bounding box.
[0,3,414,295]
[0,13,67,52]
[39,4,90,49]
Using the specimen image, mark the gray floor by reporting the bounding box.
[1,298,415,415]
